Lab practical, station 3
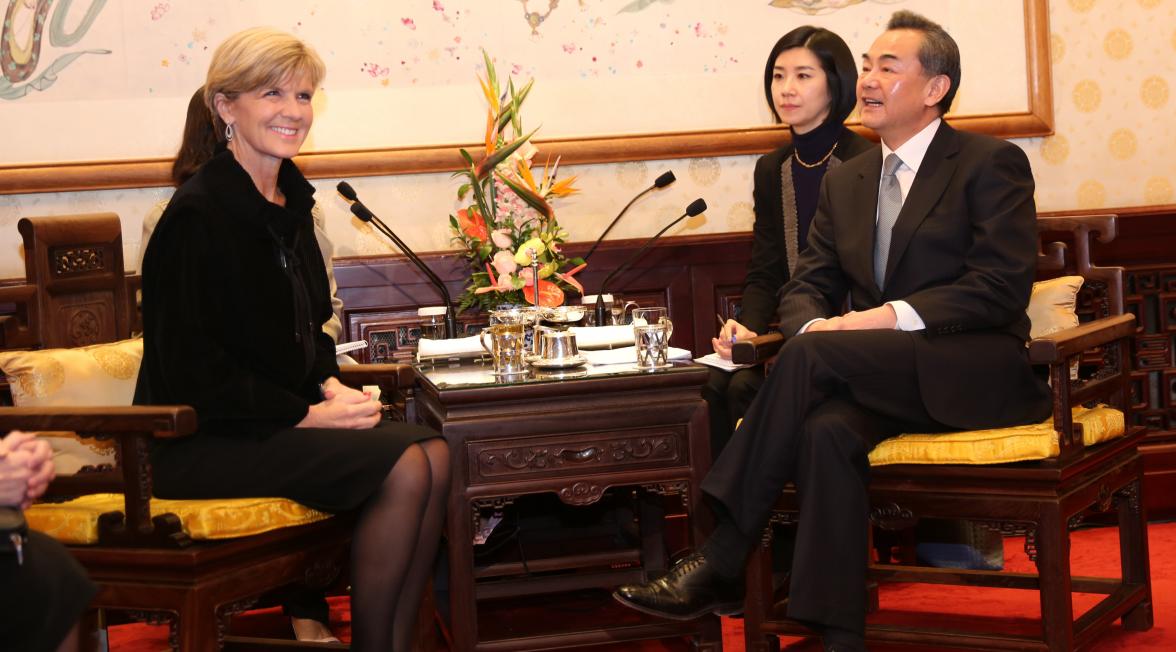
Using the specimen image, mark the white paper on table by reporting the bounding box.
[581,346,693,366]
[693,352,755,372]
[568,325,635,349]
[416,335,485,361]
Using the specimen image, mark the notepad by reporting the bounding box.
[693,352,754,372]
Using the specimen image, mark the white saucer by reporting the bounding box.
[529,354,587,370]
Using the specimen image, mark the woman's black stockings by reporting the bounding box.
[349,438,450,651]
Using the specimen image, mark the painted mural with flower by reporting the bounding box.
[451,51,585,312]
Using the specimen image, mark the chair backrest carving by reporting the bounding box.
[16,213,131,349]
[1037,213,1123,320]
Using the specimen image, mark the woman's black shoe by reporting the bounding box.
[613,552,744,620]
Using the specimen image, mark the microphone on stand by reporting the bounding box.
[594,198,707,326]
[583,170,676,262]
[336,181,458,339]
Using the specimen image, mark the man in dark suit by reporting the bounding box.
[614,10,1051,651]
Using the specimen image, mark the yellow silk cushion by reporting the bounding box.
[868,405,1125,466]
[0,338,144,474]
[1028,275,1083,339]
[26,494,332,545]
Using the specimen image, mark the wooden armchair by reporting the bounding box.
[0,213,416,651]
[733,214,1152,651]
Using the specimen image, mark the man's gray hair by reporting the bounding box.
[887,10,961,115]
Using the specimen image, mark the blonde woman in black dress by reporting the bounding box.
[136,28,448,652]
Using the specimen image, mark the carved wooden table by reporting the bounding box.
[414,361,721,651]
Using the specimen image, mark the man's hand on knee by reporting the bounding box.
[806,305,898,333]
[840,305,898,331]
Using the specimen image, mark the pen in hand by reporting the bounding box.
[716,313,736,346]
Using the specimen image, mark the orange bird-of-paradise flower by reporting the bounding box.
[547,175,579,198]
[537,155,579,199]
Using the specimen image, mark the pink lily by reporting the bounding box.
[490,229,513,250]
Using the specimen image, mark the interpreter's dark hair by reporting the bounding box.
[886,10,961,115]
[171,86,217,186]
[762,26,858,127]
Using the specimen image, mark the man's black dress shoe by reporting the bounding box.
[613,552,744,620]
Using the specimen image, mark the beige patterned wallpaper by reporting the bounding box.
[1031,0,1175,209]
[0,0,1173,278]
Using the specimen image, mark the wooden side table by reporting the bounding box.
[414,362,721,651]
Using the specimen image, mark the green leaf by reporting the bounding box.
[510,79,524,134]
[497,78,533,132]
[568,257,586,267]
[449,215,460,231]
[474,127,538,178]
[482,49,497,94]
[457,183,471,200]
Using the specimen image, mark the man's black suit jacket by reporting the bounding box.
[776,121,1051,430]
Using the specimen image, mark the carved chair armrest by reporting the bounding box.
[0,405,197,547]
[1028,314,1136,458]
[731,332,786,365]
[0,405,196,436]
[338,363,416,423]
[1027,314,1135,364]
[338,363,414,390]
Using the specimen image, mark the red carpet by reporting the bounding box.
[109,521,1174,650]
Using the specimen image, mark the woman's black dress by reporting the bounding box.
[135,149,436,512]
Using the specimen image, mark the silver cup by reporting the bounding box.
[537,329,579,361]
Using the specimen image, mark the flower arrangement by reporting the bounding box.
[450,52,585,312]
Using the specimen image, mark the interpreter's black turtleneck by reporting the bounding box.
[790,119,845,250]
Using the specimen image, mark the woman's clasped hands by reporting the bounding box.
[298,377,382,430]
[0,430,55,509]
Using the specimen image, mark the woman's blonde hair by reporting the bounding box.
[204,27,326,137]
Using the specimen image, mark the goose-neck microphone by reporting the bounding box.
[594,198,707,326]
[337,181,458,339]
[583,170,676,262]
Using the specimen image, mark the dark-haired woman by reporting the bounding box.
[704,26,872,457]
